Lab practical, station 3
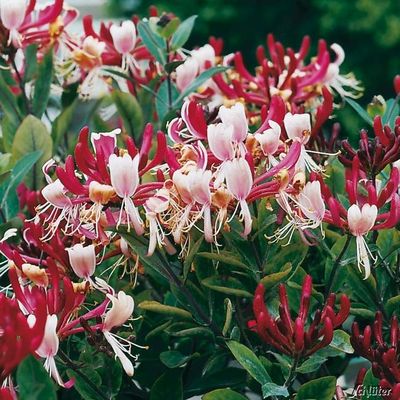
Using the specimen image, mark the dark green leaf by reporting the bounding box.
[23,44,38,82]
[111,90,143,143]
[345,98,373,126]
[160,350,198,368]
[296,355,327,374]
[11,115,52,188]
[362,369,382,400]
[150,369,183,400]
[0,150,42,219]
[16,355,57,400]
[67,369,102,400]
[139,300,193,320]
[202,276,253,298]
[262,383,289,398]
[226,341,271,385]
[203,389,248,400]
[32,49,53,117]
[260,262,292,289]
[295,376,336,400]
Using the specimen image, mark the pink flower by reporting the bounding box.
[254,120,281,165]
[66,243,96,280]
[110,20,137,54]
[176,58,199,92]
[283,112,311,145]
[207,123,235,161]
[347,203,377,278]
[225,158,253,236]
[298,181,325,227]
[0,0,26,45]
[218,102,248,143]
[35,315,73,388]
[190,44,215,72]
[102,292,136,376]
[109,153,144,235]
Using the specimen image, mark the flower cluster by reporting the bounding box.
[351,312,400,400]
[249,275,350,357]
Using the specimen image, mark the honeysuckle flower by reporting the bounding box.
[249,275,350,357]
[144,188,170,256]
[36,315,73,388]
[188,169,213,242]
[176,58,199,92]
[324,43,363,99]
[347,203,377,279]
[351,312,400,400]
[218,102,248,143]
[110,21,137,55]
[254,120,281,165]
[0,0,27,45]
[190,43,215,73]
[225,157,253,237]
[66,243,97,280]
[207,123,235,162]
[102,291,139,376]
[109,153,144,235]
[284,112,322,172]
[37,179,80,240]
[110,21,139,72]
[297,181,326,229]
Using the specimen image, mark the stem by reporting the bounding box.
[324,235,352,299]
[284,356,300,390]
[234,297,253,349]
[58,349,109,400]
[157,249,221,336]
[165,40,173,112]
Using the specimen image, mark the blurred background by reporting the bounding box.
[63,0,400,138]
[106,0,400,102]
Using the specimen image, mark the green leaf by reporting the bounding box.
[32,49,53,117]
[164,60,185,74]
[197,251,250,271]
[111,90,143,143]
[0,150,42,219]
[260,262,292,290]
[137,20,166,65]
[12,115,52,188]
[382,98,400,129]
[345,98,373,126]
[16,355,57,400]
[262,383,289,398]
[361,369,382,400]
[0,70,22,124]
[174,66,227,104]
[51,100,78,149]
[139,300,193,320]
[23,44,38,82]
[150,369,183,400]
[295,376,336,400]
[385,295,400,317]
[202,276,253,298]
[67,369,102,400]
[296,355,327,374]
[329,330,354,354]
[184,236,204,279]
[160,350,198,368]
[226,341,271,385]
[170,15,197,50]
[203,389,248,400]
